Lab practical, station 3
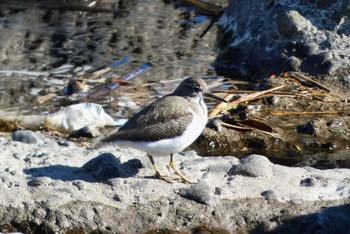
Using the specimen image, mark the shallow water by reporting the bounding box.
[0,0,221,115]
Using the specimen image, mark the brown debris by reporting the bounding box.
[209,85,286,118]
[289,71,332,92]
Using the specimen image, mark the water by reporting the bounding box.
[0,0,220,116]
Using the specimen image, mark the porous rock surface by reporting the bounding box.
[0,134,350,233]
[215,0,350,88]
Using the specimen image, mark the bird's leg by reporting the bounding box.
[147,154,172,183]
[169,154,195,184]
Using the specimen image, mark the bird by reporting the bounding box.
[99,77,226,183]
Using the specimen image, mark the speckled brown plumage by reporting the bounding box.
[102,77,208,142]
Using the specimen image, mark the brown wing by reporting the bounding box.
[102,96,194,142]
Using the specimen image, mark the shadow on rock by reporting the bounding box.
[258,203,350,234]
[83,153,142,183]
[24,164,95,183]
[24,153,142,185]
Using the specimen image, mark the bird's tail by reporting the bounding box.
[93,128,119,149]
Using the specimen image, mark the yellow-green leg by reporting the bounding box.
[147,154,172,183]
[169,154,195,184]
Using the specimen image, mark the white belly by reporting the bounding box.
[115,105,208,156]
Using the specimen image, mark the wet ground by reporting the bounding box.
[1,0,350,169]
[193,77,350,169]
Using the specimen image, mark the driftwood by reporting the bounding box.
[209,85,286,118]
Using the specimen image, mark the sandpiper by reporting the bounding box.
[100,77,226,183]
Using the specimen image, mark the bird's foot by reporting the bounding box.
[169,161,196,184]
[176,174,196,184]
[154,171,173,184]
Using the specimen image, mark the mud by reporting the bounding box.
[193,75,350,169]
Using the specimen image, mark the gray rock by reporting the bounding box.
[261,190,279,200]
[300,177,318,187]
[208,160,233,174]
[178,181,212,205]
[229,154,273,177]
[57,140,76,147]
[215,0,350,87]
[33,221,57,234]
[271,206,350,234]
[300,176,329,187]
[83,153,141,184]
[1,136,350,233]
[12,130,47,145]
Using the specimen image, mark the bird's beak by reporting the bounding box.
[204,92,229,103]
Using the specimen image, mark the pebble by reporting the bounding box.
[300,177,318,187]
[229,154,273,177]
[261,190,279,200]
[301,175,329,187]
[12,130,46,145]
[82,153,141,183]
[57,140,76,147]
[178,181,212,205]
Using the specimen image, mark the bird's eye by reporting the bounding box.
[193,85,201,92]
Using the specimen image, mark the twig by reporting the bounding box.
[209,94,235,118]
[37,94,54,104]
[199,17,216,38]
[221,122,282,139]
[209,85,286,118]
[221,121,251,130]
[271,110,350,116]
[213,90,303,96]
[225,85,286,109]
[289,72,332,92]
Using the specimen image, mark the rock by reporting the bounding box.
[82,153,141,184]
[215,0,350,87]
[57,140,76,147]
[297,121,316,135]
[33,221,57,234]
[178,181,212,205]
[300,177,318,187]
[1,137,350,233]
[296,119,329,137]
[12,130,47,145]
[261,190,279,200]
[300,176,328,187]
[228,154,273,177]
[271,205,350,233]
